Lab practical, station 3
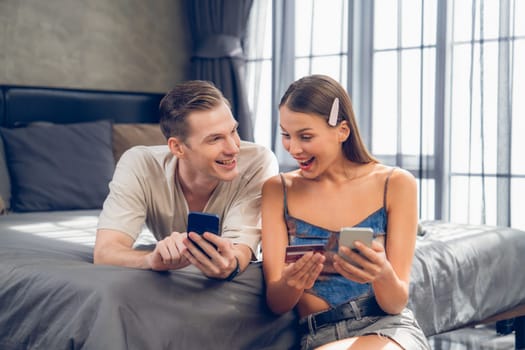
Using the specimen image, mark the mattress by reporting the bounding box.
[409,221,525,336]
[0,214,297,349]
[1,214,524,347]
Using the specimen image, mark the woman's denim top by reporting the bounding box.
[281,170,394,307]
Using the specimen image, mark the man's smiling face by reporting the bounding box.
[180,101,241,182]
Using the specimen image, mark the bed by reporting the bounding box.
[0,85,524,349]
[0,225,297,349]
[411,221,525,349]
[0,85,298,350]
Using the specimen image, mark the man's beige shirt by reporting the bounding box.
[98,141,278,255]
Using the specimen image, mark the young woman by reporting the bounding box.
[261,75,430,349]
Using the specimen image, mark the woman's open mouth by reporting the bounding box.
[298,157,315,170]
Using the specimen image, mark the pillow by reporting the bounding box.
[0,120,114,212]
[112,123,166,162]
[0,137,11,213]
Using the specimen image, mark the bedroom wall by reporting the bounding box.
[0,0,191,93]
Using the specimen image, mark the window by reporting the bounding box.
[371,0,438,220]
[294,0,348,85]
[246,0,524,229]
[448,0,523,228]
[246,0,273,149]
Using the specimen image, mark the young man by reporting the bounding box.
[94,80,278,280]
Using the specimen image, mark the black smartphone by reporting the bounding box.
[187,212,220,256]
[187,211,220,235]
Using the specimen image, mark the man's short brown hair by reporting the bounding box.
[159,80,230,141]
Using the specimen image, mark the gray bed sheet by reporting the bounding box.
[0,211,298,350]
[0,210,155,247]
[409,221,525,337]
[1,213,525,348]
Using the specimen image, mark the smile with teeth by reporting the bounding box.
[217,159,235,165]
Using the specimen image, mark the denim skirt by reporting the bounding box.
[299,308,430,350]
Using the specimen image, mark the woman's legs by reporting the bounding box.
[315,334,403,350]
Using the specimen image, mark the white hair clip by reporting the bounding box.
[328,97,339,126]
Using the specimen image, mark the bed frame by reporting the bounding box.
[0,84,163,127]
[472,305,525,348]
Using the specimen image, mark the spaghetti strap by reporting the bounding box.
[383,167,396,209]
[279,173,289,217]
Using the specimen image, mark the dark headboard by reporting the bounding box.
[0,85,165,127]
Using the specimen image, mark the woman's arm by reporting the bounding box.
[372,168,418,314]
[332,168,418,314]
[261,175,324,314]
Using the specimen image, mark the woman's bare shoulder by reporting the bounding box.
[391,166,416,186]
[263,171,297,194]
[374,164,417,199]
[264,170,301,187]
[371,164,415,183]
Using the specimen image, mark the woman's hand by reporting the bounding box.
[282,252,325,290]
[333,240,391,284]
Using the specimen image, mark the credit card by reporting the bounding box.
[284,244,325,263]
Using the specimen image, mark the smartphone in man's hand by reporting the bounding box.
[187,212,220,235]
[187,212,220,256]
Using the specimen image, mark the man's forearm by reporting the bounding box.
[232,244,253,273]
[94,229,152,269]
[94,244,152,269]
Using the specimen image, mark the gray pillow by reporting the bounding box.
[0,120,114,212]
[0,138,11,213]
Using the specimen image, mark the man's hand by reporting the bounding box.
[183,232,242,280]
[146,232,191,271]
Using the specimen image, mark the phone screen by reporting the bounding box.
[338,227,374,266]
[187,212,220,257]
[187,212,220,235]
[338,227,374,249]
